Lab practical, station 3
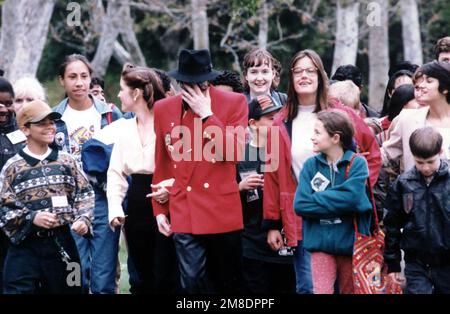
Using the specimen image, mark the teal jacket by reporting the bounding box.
[294,150,372,256]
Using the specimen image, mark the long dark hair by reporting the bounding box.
[387,84,415,121]
[285,49,329,121]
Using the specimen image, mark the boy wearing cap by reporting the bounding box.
[0,100,94,294]
[238,95,296,293]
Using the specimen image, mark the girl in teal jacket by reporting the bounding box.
[294,110,372,294]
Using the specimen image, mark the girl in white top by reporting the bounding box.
[107,64,178,293]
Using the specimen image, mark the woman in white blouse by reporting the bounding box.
[381,61,450,173]
[107,64,178,293]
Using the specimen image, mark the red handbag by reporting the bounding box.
[346,154,403,294]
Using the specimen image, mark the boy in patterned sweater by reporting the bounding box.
[0,100,94,294]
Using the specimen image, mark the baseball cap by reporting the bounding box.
[16,100,61,127]
[248,95,282,120]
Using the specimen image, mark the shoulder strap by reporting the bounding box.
[345,153,380,232]
[345,153,358,179]
[105,103,115,125]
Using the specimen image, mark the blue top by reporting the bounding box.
[294,150,373,255]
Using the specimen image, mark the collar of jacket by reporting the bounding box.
[315,150,355,167]
[19,147,59,167]
[53,95,112,115]
[405,159,449,181]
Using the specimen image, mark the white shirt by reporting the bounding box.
[23,146,52,161]
[107,117,156,223]
[291,105,317,180]
[61,104,101,164]
[434,126,450,161]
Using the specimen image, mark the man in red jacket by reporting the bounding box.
[151,49,248,293]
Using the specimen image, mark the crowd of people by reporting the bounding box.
[0,35,449,294]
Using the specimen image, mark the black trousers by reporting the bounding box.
[3,225,82,294]
[173,231,244,294]
[124,174,179,294]
[0,231,9,294]
[404,260,450,294]
[242,257,296,294]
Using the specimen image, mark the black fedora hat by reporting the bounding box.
[168,49,221,83]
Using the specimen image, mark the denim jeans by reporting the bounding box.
[293,240,313,294]
[72,189,120,294]
[404,261,450,294]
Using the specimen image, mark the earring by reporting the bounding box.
[134,97,137,101]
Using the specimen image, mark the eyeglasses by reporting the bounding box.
[291,67,318,77]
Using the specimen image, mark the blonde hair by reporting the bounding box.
[329,80,360,110]
[13,75,47,102]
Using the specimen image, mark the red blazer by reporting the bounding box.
[152,86,248,234]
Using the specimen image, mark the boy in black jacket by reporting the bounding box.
[384,127,450,294]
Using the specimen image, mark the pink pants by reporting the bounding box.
[311,252,354,294]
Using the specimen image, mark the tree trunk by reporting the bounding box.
[87,0,145,68]
[0,0,56,82]
[400,0,423,65]
[91,0,127,77]
[119,5,147,67]
[191,0,209,50]
[368,0,389,112]
[331,0,360,75]
[258,1,269,49]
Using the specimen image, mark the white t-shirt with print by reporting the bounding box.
[61,104,101,164]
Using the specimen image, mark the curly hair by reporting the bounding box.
[210,70,244,93]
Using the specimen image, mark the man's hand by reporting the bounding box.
[239,174,264,191]
[147,185,169,204]
[147,178,175,204]
[181,84,212,119]
[33,212,59,229]
[72,220,89,236]
[267,229,283,251]
[156,214,172,237]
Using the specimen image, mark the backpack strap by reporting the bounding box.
[105,103,115,125]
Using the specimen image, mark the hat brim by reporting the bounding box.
[30,112,62,123]
[261,105,282,116]
[249,105,282,120]
[167,69,222,83]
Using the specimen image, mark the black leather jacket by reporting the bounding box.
[384,160,450,272]
[0,118,23,171]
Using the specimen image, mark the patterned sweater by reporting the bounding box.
[0,148,94,245]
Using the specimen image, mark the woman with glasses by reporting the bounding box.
[262,49,381,294]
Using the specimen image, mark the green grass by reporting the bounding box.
[118,232,131,294]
